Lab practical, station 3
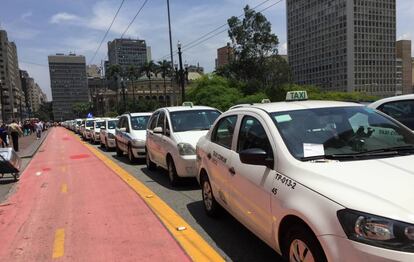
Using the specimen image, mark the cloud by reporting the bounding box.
[21,11,33,21]
[50,12,83,24]
[280,42,287,54]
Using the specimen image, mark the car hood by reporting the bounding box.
[286,155,414,223]
[131,130,147,140]
[174,130,209,147]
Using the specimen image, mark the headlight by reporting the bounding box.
[132,139,145,147]
[177,143,196,155]
[337,209,414,252]
[108,133,115,139]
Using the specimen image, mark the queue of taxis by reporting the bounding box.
[196,91,414,262]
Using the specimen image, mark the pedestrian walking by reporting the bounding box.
[0,124,8,147]
[8,120,23,152]
[35,121,43,139]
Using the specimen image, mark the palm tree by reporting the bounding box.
[157,60,171,106]
[126,65,139,103]
[141,60,157,96]
[106,64,123,108]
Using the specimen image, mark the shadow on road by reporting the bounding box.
[187,201,282,262]
[0,178,16,185]
[140,168,200,191]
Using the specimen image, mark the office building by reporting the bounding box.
[107,38,148,70]
[215,43,234,69]
[20,70,47,115]
[396,40,412,94]
[287,0,396,97]
[86,65,101,78]
[0,30,26,122]
[48,54,88,121]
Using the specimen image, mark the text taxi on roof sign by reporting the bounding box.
[195,91,414,262]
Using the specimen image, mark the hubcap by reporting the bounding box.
[203,181,213,211]
[289,239,315,262]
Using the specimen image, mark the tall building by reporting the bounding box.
[0,30,25,122]
[20,70,47,115]
[287,0,396,97]
[215,43,234,69]
[86,64,101,78]
[107,38,148,70]
[396,40,412,94]
[412,58,414,92]
[48,54,88,121]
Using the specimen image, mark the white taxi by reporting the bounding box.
[99,118,118,150]
[90,118,106,144]
[146,105,221,186]
[196,91,414,262]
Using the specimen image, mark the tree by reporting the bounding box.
[72,102,93,118]
[157,60,172,106]
[107,64,123,107]
[223,5,291,94]
[141,61,157,96]
[126,65,139,103]
[34,102,53,121]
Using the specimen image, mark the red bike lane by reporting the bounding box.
[0,127,191,261]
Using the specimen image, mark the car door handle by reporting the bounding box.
[229,167,236,175]
[207,153,212,159]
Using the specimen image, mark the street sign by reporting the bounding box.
[87,113,93,118]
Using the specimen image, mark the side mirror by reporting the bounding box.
[239,148,274,169]
[154,127,163,134]
[119,127,127,132]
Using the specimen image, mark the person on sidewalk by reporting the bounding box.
[8,120,23,152]
[0,124,8,148]
[35,121,43,139]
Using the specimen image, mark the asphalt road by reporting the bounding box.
[92,142,283,262]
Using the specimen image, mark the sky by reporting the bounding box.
[0,0,413,100]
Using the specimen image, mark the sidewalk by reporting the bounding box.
[0,127,191,261]
[17,129,49,158]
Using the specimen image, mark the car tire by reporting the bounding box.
[201,175,221,218]
[128,145,138,163]
[105,138,109,151]
[283,224,327,262]
[167,157,180,187]
[146,149,156,171]
[115,142,123,157]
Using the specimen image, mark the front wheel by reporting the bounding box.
[167,157,180,187]
[283,225,327,262]
[201,175,221,217]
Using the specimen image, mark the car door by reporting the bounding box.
[146,112,160,163]
[205,115,238,209]
[152,111,166,165]
[117,117,126,151]
[228,114,276,244]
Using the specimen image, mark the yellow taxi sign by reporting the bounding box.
[182,101,194,107]
[286,91,308,101]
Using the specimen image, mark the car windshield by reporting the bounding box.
[170,110,221,132]
[95,121,105,129]
[108,120,118,129]
[271,106,414,161]
[85,120,94,127]
[76,121,82,125]
[131,116,150,130]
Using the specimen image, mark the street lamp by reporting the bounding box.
[177,41,185,103]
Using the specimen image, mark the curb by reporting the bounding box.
[19,129,50,159]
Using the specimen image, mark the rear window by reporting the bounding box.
[131,116,150,130]
[86,120,94,127]
[108,120,118,129]
[170,110,221,132]
[95,121,105,128]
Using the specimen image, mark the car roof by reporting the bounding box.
[128,112,152,117]
[163,106,219,112]
[369,94,414,109]
[229,100,363,113]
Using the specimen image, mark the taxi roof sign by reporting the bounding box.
[261,99,271,104]
[286,91,308,101]
[182,101,194,107]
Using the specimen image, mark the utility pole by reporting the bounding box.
[166,0,175,105]
[177,42,185,103]
[121,79,127,113]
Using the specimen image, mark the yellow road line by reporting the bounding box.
[61,184,67,193]
[79,137,224,262]
[52,228,65,259]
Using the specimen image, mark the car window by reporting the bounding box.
[238,116,273,157]
[117,117,124,128]
[108,120,118,129]
[379,100,414,130]
[156,111,165,129]
[85,120,94,127]
[149,112,159,130]
[170,110,221,132]
[131,116,150,130]
[211,115,237,149]
[95,121,105,129]
[272,106,414,160]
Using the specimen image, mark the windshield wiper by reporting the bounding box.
[300,150,401,162]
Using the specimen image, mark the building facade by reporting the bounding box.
[215,43,234,69]
[21,70,47,116]
[48,54,89,121]
[0,30,26,122]
[107,39,148,70]
[287,0,396,97]
[396,40,412,94]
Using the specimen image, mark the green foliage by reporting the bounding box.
[105,111,119,118]
[127,99,161,113]
[187,75,270,111]
[72,102,93,118]
[34,102,53,121]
